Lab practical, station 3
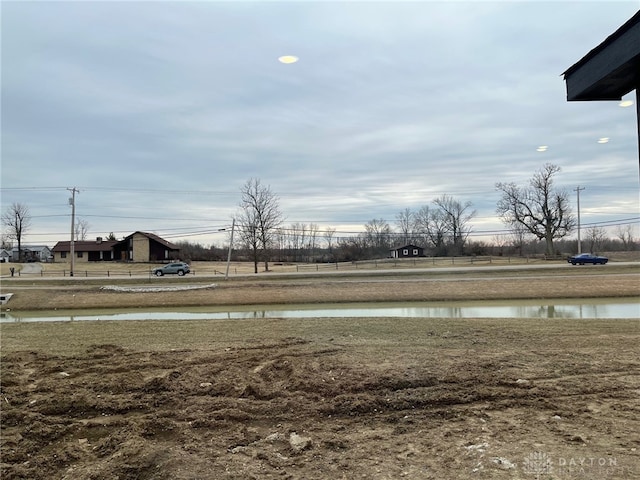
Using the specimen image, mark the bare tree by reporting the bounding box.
[1,234,12,250]
[496,164,575,256]
[308,223,320,262]
[585,226,607,253]
[414,205,448,255]
[395,208,415,245]
[491,234,508,256]
[289,222,307,261]
[237,178,284,273]
[615,225,636,250]
[508,222,529,256]
[364,218,392,254]
[323,227,336,260]
[75,218,91,241]
[2,202,31,262]
[433,194,476,255]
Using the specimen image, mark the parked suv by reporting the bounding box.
[152,262,191,276]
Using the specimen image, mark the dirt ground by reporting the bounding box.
[1,267,639,479]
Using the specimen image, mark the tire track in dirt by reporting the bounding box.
[2,332,639,479]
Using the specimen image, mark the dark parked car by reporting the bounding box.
[152,262,191,276]
[567,253,608,265]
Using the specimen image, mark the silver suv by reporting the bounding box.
[152,262,191,276]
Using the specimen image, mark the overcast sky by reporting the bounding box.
[2,0,639,248]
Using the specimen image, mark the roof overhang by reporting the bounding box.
[563,10,640,101]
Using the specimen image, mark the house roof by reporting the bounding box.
[11,245,52,252]
[51,232,179,253]
[117,231,179,250]
[52,240,117,253]
[390,244,423,250]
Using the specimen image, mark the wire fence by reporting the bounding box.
[5,252,634,278]
[279,255,553,273]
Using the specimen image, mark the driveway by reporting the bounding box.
[18,263,43,275]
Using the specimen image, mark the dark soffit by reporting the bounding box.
[563,10,640,101]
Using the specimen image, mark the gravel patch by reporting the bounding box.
[100,283,218,293]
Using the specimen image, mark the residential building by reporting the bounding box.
[52,232,180,263]
[10,245,53,262]
[112,232,180,262]
[52,238,117,262]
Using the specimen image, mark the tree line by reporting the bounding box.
[232,166,636,270]
[2,165,638,266]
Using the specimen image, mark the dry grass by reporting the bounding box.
[3,250,639,278]
[2,264,638,311]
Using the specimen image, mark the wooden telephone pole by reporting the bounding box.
[68,187,79,276]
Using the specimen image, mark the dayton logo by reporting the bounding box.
[523,451,553,477]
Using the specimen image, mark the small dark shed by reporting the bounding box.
[390,244,424,258]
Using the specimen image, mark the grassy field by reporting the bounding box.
[3,250,640,278]
[2,262,639,312]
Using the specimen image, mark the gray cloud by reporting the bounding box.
[2,1,638,245]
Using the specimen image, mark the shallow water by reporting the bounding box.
[1,298,638,323]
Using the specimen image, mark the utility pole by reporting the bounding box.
[574,186,585,254]
[68,187,79,276]
[225,218,235,280]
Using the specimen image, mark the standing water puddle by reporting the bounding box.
[1,298,638,322]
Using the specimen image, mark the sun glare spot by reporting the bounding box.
[536,146,548,152]
[278,55,299,64]
[619,100,634,107]
[597,137,610,144]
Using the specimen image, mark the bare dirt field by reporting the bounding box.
[1,264,639,479]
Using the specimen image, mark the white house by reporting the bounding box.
[11,245,53,262]
[0,249,11,263]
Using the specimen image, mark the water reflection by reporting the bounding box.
[1,298,638,323]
